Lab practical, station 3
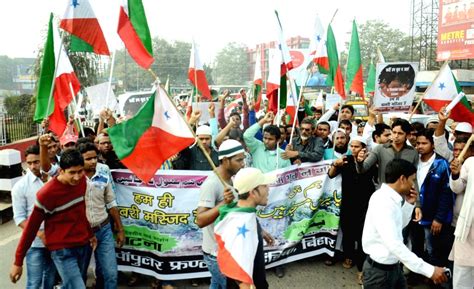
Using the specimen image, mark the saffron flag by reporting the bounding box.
[188,42,211,101]
[108,85,195,182]
[325,24,345,99]
[423,62,474,126]
[118,0,154,69]
[34,13,81,137]
[215,203,258,285]
[253,50,263,111]
[345,20,364,98]
[60,0,110,55]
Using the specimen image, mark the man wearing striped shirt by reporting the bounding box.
[10,149,96,289]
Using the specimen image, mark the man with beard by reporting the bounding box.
[196,140,246,289]
[324,128,349,160]
[328,136,376,285]
[282,118,324,165]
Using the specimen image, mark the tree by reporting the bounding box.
[114,38,193,92]
[342,20,419,79]
[0,56,15,90]
[213,42,249,85]
[4,94,33,115]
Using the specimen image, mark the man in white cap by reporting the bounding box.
[328,135,377,284]
[196,139,246,289]
[173,125,219,170]
[434,107,472,162]
[216,167,276,289]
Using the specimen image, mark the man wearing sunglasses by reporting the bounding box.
[282,118,324,165]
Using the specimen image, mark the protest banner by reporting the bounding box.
[192,102,220,124]
[113,161,341,280]
[324,93,342,112]
[85,82,118,117]
[373,62,418,113]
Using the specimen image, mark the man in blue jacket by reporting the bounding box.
[415,129,455,268]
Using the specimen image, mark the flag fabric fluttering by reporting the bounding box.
[325,24,345,98]
[117,0,154,69]
[60,0,110,55]
[34,13,81,137]
[253,50,263,111]
[108,85,195,183]
[377,46,386,64]
[365,59,376,94]
[266,49,282,114]
[423,62,474,126]
[215,203,258,286]
[312,18,329,74]
[188,42,212,101]
[345,20,364,98]
[308,15,325,58]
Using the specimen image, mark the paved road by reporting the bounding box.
[0,220,429,289]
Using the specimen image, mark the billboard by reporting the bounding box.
[437,0,474,61]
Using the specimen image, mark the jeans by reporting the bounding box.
[50,244,92,289]
[203,253,226,289]
[25,247,57,289]
[93,223,118,289]
[422,225,455,267]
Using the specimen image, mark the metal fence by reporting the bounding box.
[0,112,39,145]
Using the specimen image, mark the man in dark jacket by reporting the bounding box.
[414,129,454,267]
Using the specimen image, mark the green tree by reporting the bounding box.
[4,94,33,115]
[341,20,419,79]
[213,42,249,85]
[114,38,193,92]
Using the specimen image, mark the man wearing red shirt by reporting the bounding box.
[10,149,97,289]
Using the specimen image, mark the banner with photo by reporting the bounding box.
[113,161,341,280]
[373,62,418,113]
[437,0,474,61]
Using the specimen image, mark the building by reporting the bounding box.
[246,36,310,85]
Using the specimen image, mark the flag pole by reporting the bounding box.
[105,50,117,109]
[458,134,474,162]
[69,84,85,137]
[409,60,450,121]
[148,69,229,188]
[44,22,65,134]
[289,73,311,145]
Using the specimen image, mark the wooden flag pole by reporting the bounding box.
[147,69,229,188]
[458,134,474,162]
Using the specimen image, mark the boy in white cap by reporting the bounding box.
[434,107,472,162]
[196,139,246,289]
[215,167,276,289]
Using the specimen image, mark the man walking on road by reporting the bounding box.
[362,159,448,288]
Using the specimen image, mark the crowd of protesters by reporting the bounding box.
[7,87,474,289]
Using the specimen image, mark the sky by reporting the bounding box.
[0,0,413,63]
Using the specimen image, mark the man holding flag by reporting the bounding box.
[215,167,276,289]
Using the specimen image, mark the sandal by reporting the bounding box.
[342,258,354,269]
[357,272,363,285]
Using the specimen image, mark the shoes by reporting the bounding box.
[127,274,139,286]
[275,266,285,278]
[151,279,160,289]
[324,258,335,266]
[357,272,363,285]
[342,258,354,269]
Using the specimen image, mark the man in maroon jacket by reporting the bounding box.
[10,149,97,289]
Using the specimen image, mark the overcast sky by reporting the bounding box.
[0,0,412,63]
